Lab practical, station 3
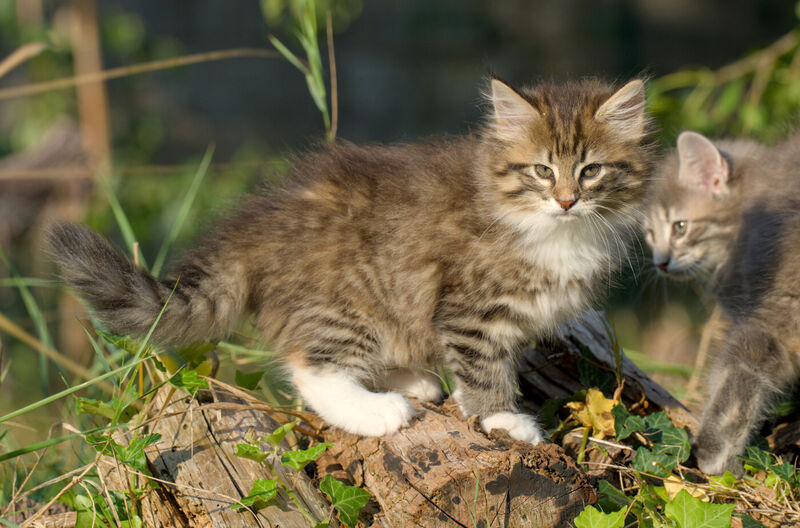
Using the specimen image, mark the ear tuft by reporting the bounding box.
[489,78,539,141]
[677,131,729,195]
[595,79,646,140]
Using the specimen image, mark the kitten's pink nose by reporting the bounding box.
[556,198,576,211]
[656,259,670,271]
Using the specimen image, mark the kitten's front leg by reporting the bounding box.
[443,338,544,444]
[694,327,794,475]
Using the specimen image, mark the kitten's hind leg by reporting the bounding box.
[694,326,794,475]
[290,364,416,437]
[379,368,444,402]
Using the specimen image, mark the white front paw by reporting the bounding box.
[481,412,544,444]
[346,392,416,437]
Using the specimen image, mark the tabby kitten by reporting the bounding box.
[50,77,652,442]
[645,130,800,473]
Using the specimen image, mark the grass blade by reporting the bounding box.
[101,176,149,271]
[151,145,215,278]
[0,246,57,393]
[0,278,55,288]
[0,357,146,424]
[0,425,120,463]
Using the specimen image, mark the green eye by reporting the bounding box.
[580,163,601,179]
[672,220,687,236]
[534,164,554,180]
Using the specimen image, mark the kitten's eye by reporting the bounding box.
[534,164,554,180]
[672,220,687,236]
[580,163,601,179]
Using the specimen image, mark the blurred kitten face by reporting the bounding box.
[486,79,651,232]
[645,132,736,280]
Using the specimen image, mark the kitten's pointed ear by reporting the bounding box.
[677,131,729,196]
[489,78,539,140]
[595,79,646,140]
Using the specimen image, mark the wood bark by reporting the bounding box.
[100,389,334,528]
[98,310,695,527]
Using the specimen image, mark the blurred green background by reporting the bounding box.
[2,0,800,510]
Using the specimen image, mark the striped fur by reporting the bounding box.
[646,131,800,473]
[50,77,654,439]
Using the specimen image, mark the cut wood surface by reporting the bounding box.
[97,309,697,527]
[319,400,595,528]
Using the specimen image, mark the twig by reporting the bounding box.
[21,455,99,527]
[0,42,48,80]
[0,48,282,101]
[0,312,113,392]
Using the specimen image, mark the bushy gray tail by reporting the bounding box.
[47,223,247,345]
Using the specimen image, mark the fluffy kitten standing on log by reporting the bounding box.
[645,130,800,473]
[49,77,653,442]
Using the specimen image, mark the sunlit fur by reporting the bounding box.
[645,131,800,474]
[49,78,653,440]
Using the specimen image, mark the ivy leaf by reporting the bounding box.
[597,480,630,512]
[735,512,769,528]
[319,474,371,528]
[641,412,674,443]
[168,369,208,396]
[664,489,734,528]
[612,405,645,441]
[86,433,161,475]
[658,426,691,463]
[573,505,626,528]
[664,474,708,501]
[234,443,269,464]
[771,462,797,486]
[124,434,162,474]
[633,446,676,478]
[739,446,772,474]
[263,421,297,446]
[234,478,278,510]
[281,443,332,471]
[235,369,263,390]
[708,470,737,490]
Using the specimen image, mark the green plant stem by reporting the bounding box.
[576,426,590,465]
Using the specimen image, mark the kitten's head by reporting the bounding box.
[483,77,653,235]
[644,131,748,280]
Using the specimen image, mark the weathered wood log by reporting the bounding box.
[98,309,696,527]
[100,389,335,528]
[318,399,595,528]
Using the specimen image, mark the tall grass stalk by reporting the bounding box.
[151,145,215,278]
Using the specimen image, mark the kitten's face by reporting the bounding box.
[486,79,652,234]
[644,132,737,280]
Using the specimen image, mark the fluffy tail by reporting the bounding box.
[47,223,248,345]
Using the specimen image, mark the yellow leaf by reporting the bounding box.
[566,388,616,440]
[664,474,709,501]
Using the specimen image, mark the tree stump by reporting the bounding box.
[318,399,595,527]
[98,310,696,527]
